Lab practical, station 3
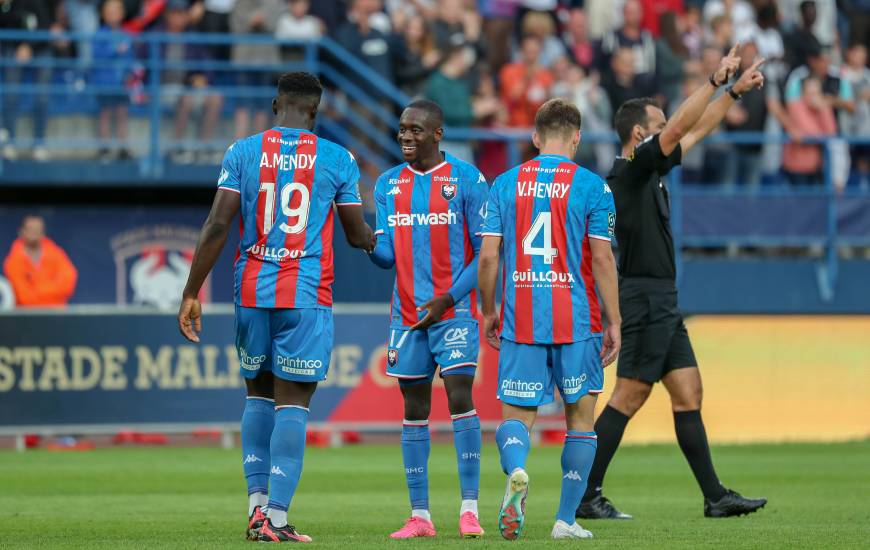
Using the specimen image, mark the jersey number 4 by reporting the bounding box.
[522,212,558,264]
[259,182,310,234]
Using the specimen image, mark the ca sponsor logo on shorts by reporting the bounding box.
[562,374,588,395]
[444,327,469,349]
[278,356,323,376]
[501,378,543,398]
[239,348,266,370]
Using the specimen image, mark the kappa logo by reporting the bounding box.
[243,454,263,464]
[271,465,287,477]
[387,348,399,366]
[217,168,229,186]
[449,349,465,360]
[603,183,612,194]
[441,183,457,201]
[502,437,524,448]
[479,201,487,219]
[563,470,583,481]
[387,186,401,196]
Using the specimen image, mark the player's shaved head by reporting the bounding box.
[273,72,323,130]
[403,99,444,131]
[534,98,581,142]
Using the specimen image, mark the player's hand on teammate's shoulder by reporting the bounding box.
[600,322,621,367]
[178,296,203,343]
[483,312,500,350]
[410,293,455,331]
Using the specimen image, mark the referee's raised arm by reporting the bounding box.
[656,43,742,156]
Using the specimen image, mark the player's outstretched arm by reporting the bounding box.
[179,188,240,343]
[589,238,621,367]
[478,236,502,350]
[680,58,766,154]
[336,204,375,253]
[658,43,742,156]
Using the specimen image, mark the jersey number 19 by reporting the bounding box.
[259,181,311,234]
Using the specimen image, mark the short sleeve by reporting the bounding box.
[630,134,681,177]
[335,149,362,205]
[839,78,854,102]
[373,173,390,237]
[464,169,489,247]
[217,141,242,193]
[784,74,802,103]
[478,176,504,237]
[587,179,616,242]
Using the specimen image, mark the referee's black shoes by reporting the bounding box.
[704,489,767,518]
[575,495,633,520]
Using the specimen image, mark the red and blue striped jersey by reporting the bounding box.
[217,127,362,309]
[374,153,489,328]
[479,154,615,344]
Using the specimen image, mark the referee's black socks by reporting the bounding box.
[581,405,630,502]
[674,410,727,501]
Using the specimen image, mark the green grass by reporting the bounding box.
[1,441,868,549]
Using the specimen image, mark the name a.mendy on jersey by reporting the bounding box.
[518,181,570,199]
[260,153,317,171]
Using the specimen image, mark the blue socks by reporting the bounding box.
[401,420,431,512]
[241,397,274,508]
[495,419,530,475]
[557,431,598,524]
[267,405,309,524]
[451,410,481,501]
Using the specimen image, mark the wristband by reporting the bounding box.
[709,73,723,88]
[726,85,742,100]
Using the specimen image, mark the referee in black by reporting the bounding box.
[577,44,768,519]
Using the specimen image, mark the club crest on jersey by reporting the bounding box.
[441,183,457,201]
[387,348,399,367]
[110,225,210,310]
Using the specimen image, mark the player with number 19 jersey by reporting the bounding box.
[218,127,362,383]
[480,154,615,405]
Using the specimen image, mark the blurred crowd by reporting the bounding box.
[0,0,868,186]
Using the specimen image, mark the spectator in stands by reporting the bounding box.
[598,0,656,78]
[478,0,516,71]
[702,0,755,34]
[785,44,855,125]
[62,0,101,67]
[842,43,870,188]
[275,0,323,44]
[656,12,689,110]
[333,0,395,83]
[551,57,613,174]
[0,0,57,162]
[230,0,282,140]
[472,69,508,181]
[425,45,474,161]
[431,0,483,69]
[122,0,167,33]
[784,1,823,69]
[744,2,788,87]
[92,0,133,162]
[723,40,770,187]
[706,14,734,53]
[3,215,77,307]
[782,77,837,185]
[681,4,703,60]
[394,13,441,96]
[499,34,553,128]
[563,8,598,76]
[639,0,684,38]
[518,10,566,68]
[602,47,656,117]
[190,0,236,62]
[160,0,223,164]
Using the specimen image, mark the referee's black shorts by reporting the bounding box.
[616,277,697,384]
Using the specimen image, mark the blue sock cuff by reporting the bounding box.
[566,431,597,446]
[452,413,480,432]
[275,405,309,423]
[402,423,430,441]
[245,397,275,415]
[497,419,528,434]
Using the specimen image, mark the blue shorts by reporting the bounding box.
[497,338,604,407]
[386,319,479,385]
[235,305,333,383]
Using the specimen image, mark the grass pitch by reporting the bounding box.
[1,441,868,549]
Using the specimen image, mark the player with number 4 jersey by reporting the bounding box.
[478,99,621,541]
[178,73,374,544]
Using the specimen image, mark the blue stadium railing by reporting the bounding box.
[1,30,869,300]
